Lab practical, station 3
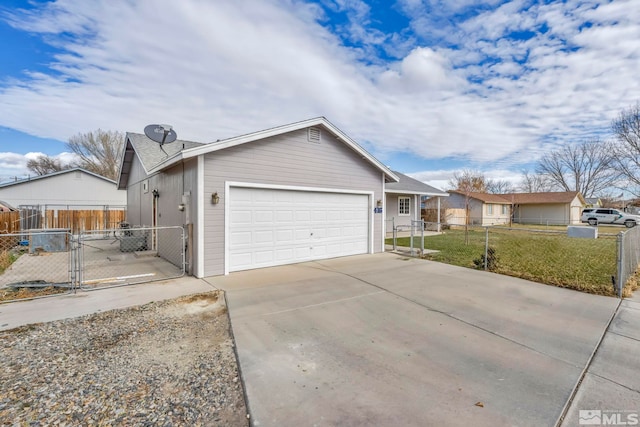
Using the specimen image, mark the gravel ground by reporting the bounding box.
[0,291,249,426]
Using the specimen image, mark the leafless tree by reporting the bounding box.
[535,139,616,197]
[67,129,124,180]
[26,155,67,176]
[486,179,514,194]
[611,103,640,196]
[517,170,557,193]
[448,169,487,193]
[449,170,487,244]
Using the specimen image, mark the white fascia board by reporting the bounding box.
[147,151,185,175]
[384,189,450,197]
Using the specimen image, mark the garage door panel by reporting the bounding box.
[229,187,369,272]
[276,211,293,222]
[275,247,294,259]
[230,231,252,245]
[254,230,274,243]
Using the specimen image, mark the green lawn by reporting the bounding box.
[388,228,617,296]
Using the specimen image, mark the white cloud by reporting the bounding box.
[0,0,638,178]
[0,151,78,183]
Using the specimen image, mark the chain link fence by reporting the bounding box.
[388,222,623,297]
[0,230,74,302]
[78,226,185,290]
[1,226,186,301]
[616,226,640,297]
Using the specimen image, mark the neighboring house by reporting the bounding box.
[384,171,448,232]
[0,168,126,208]
[585,197,602,208]
[117,117,413,277]
[445,191,512,226]
[439,190,586,226]
[511,191,585,225]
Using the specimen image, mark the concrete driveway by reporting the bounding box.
[213,253,620,427]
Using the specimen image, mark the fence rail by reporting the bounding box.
[388,222,626,298]
[1,226,185,302]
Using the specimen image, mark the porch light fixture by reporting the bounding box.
[211,192,220,204]
[152,189,160,198]
[376,199,382,208]
[178,203,185,211]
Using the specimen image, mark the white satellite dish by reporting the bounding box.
[144,124,177,145]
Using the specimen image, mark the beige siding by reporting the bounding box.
[516,204,570,225]
[202,127,383,277]
[481,203,510,226]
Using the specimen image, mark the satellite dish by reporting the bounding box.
[144,124,177,145]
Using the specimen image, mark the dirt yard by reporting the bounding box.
[0,291,249,426]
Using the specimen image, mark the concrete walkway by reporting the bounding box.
[213,253,623,427]
[0,276,216,331]
[561,296,640,426]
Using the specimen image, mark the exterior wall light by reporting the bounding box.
[376,199,383,208]
[178,203,185,211]
[212,192,220,204]
[152,189,160,198]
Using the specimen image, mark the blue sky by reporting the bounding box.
[0,0,638,190]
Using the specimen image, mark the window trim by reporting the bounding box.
[398,196,410,216]
[486,203,494,215]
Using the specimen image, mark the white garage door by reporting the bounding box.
[229,187,370,272]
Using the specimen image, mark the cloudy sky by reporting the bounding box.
[0,0,638,189]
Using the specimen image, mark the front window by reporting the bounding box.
[501,204,508,215]
[398,197,410,216]
[487,204,494,215]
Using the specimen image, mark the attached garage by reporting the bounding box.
[227,186,371,272]
[118,117,400,278]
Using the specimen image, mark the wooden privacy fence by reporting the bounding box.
[0,212,19,233]
[0,210,126,234]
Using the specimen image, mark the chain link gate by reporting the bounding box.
[1,226,186,301]
[0,230,75,302]
[78,226,186,290]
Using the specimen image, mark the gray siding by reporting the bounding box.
[125,154,197,270]
[385,193,417,229]
[125,154,152,226]
[202,127,384,277]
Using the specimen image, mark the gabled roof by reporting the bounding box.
[385,171,448,196]
[117,133,204,189]
[0,167,115,189]
[508,191,585,205]
[449,190,586,206]
[141,117,398,181]
[449,191,511,204]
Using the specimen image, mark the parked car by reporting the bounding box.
[580,208,640,227]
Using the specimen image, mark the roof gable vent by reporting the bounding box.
[308,127,321,143]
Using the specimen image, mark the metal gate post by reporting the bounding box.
[410,220,414,256]
[616,232,623,298]
[484,227,489,271]
[392,217,397,251]
[421,220,425,256]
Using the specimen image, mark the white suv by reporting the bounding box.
[580,208,640,228]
